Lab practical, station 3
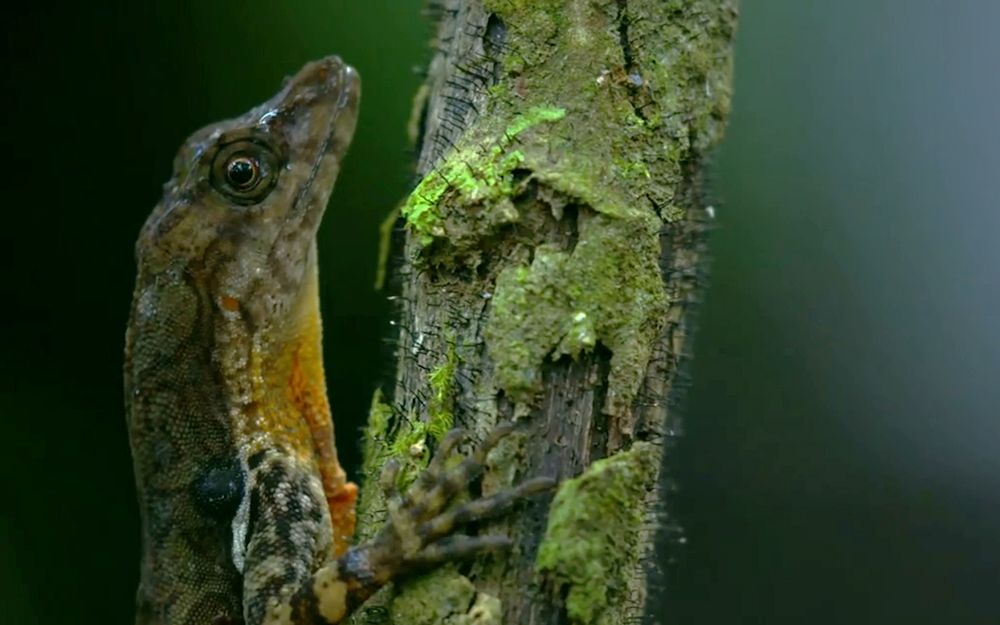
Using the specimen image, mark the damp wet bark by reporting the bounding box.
[350,2,738,624]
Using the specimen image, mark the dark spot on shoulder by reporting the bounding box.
[192,457,245,520]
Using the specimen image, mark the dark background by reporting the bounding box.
[2,2,997,624]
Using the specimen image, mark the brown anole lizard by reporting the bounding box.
[124,56,551,625]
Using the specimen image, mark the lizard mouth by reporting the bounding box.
[276,57,360,226]
[249,56,359,275]
[251,56,360,308]
[274,58,358,234]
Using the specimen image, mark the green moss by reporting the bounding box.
[483,0,562,72]
[390,569,475,625]
[485,209,666,416]
[503,105,565,136]
[426,342,459,440]
[355,345,462,495]
[613,157,651,181]
[353,389,396,546]
[359,389,394,492]
[442,0,735,415]
[535,443,659,625]
[465,593,502,625]
[484,0,561,12]
[389,568,501,625]
[387,418,430,464]
[399,106,565,249]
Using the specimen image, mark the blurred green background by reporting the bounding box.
[2,2,997,624]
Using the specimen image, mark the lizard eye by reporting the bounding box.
[211,138,281,204]
[225,155,259,189]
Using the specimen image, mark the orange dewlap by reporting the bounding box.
[243,266,358,557]
[286,284,358,556]
[287,344,357,556]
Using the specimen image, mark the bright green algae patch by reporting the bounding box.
[535,442,659,625]
[400,106,566,247]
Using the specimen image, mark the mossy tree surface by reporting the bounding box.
[350,1,737,624]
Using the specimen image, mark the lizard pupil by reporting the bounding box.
[226,156,258,189]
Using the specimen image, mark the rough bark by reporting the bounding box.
[351,1,738,624]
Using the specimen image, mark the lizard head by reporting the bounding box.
[136,55,359,330]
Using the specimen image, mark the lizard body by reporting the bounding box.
[124,57,550,625]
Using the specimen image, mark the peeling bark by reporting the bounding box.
[351,2,738,624]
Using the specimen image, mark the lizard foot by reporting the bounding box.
[282,423,553,623]
[337,422,554,598]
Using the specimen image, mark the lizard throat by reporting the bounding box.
[219,261,358,558]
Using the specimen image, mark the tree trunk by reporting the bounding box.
[351,1,738,624]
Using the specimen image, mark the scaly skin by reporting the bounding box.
[124,57,551,625]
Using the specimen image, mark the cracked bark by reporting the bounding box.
[351,2,738,624]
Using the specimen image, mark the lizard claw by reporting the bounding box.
[337,422,555,593]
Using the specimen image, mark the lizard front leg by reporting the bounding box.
[248,424,554,625]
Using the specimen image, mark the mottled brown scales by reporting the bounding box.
[124,56,553,625]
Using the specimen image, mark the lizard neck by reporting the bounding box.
[229,247,331,459]
[216,242,356,555]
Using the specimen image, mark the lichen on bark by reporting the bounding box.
[389,568,501,625]
[535,442,659,625]
[484,211,666,416]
